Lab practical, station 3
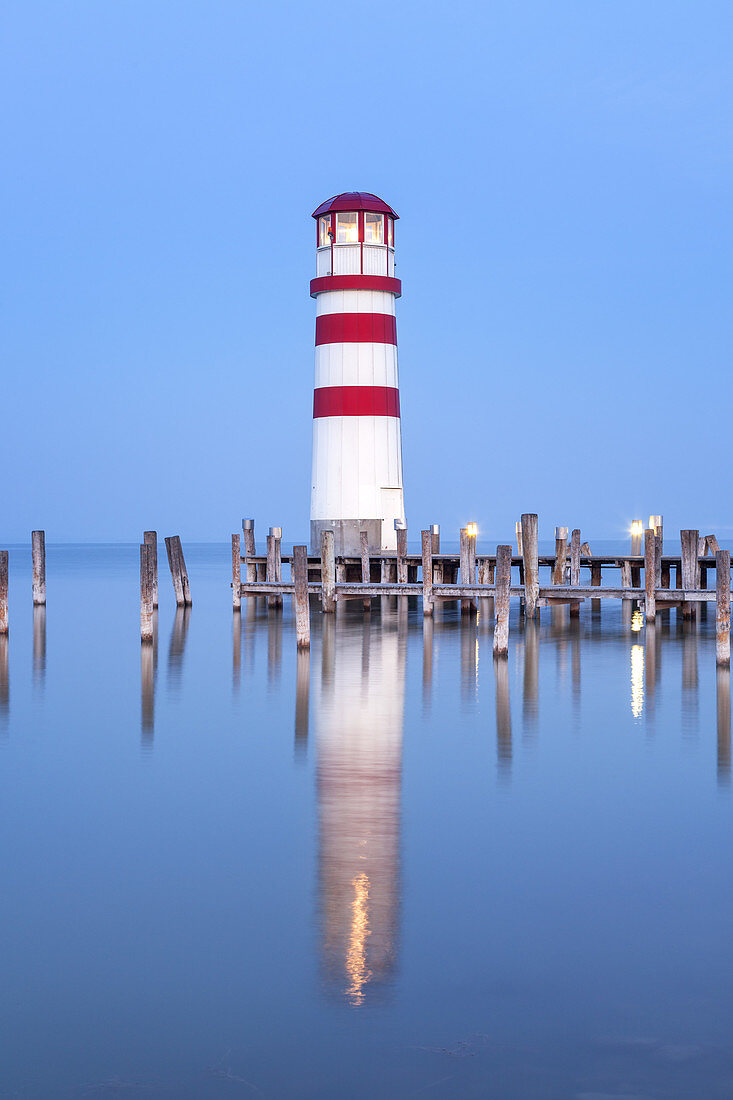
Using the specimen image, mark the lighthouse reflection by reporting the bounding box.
[315,605,405,1005]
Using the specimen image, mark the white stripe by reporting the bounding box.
[315,289,396,317]
[314,343,399,389]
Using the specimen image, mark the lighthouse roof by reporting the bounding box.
[312,192,399,220]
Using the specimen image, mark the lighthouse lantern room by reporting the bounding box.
[309,192,406,556]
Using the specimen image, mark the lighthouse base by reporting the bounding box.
[310,518,387,558]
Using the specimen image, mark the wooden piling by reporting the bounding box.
[421,530,433,616]
[621,560,632,589]
[242,519,257,584]
[515,521,523,557]
[396,527,408,584]
[174,537,192,606]
[266,534,278,609]
[716,550,731,667]
[591,562,602,587]
[0,551,8,635]
[32,531,46,606]
[552,527,568,585]
[569,528,581,618]
[292,545,310,649]
[165,536,185,606]
[232,534,241,609]
[650,514,663,553]
[360,531,371,610]
[140,543,154,643]
[493,545,512,656]
[143,531,158,607]
[680,529,699,621]
[431,524,443,584]
[521,514,539,619]
[320,530,336,613]
[644,529,656,622]
[459,528,475,614]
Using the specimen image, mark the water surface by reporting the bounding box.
[1,543,732,1098]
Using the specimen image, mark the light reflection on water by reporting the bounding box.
[0,544,732,1098]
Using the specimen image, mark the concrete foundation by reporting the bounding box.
[310,519,384,557]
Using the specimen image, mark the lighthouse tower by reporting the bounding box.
[309,192,406,556]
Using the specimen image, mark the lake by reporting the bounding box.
[1,542,732,1098]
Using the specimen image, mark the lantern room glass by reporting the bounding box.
[387,217,394,247]
[318,216,332,247]
[336,212,358,243]
[364,212,384,244]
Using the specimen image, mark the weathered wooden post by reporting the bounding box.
[292,545,310,649]
[644,528,656,622]
[143,531,158,607]
[459,528,474,614]
[552,527,568,585]
[0,552,8,635]
[242,518,257,584]
[621,560,632,590]
[649,514,663,552]
[232,534,241,610]
[421,530,433,617]
[521,514,539,619]
[175,537,192,606]
[164,536,185,606]
[630,520,642,587]
[515,521,523,557]
[493,545,512,656]
[396,524,408,584]
[140,543,154,643]
[267,527,283,609]
[716,550,731,667]
[320,530,336,613]
[680,529,700,621]
[32,531,46,606]
[360,530,371,611]
[570,528,581,618]
[431,524,443,584]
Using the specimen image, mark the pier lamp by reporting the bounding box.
[394,519,407,531]
[466,523,478,539]
[630,520,643,557]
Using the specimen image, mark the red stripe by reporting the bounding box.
[315,313,396,346]
[310,275,401,298]
[313,386,400,418]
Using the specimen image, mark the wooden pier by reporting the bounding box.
[233,517,732,666]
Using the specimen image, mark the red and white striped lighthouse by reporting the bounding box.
[310,192,406,556]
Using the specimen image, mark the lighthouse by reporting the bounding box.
[309,192,406,556]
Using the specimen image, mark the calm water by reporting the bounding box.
[1,543,732,1099]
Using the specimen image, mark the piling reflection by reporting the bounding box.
[717,668,731,786]
[316,607,405,1005]
[460,615,478,705]
[0,635,8,732]
[522,619,539,736]
[644,622,656,721]
[422,615,433,711]
[494,656,512,776]
[32,606,46,691]
[267,607,282,688]
[630,604,644,722]
[294,648,310,756]
[681,621,699,731]
[167,606,190,691]
[141,640,155,744]
[232,609,241,693]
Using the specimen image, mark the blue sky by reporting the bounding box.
[2,1,731,543]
